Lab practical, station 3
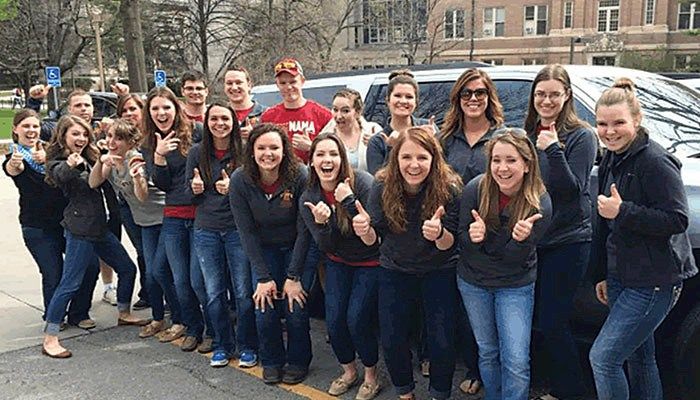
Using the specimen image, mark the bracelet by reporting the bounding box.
[436,225,446,241]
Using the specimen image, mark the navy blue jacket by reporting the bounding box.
[458,175,552,288]
[185,144,237,231]
[531,125,598,247]
[366,116,434,175]
[367,180,460,275]
[442,126,498,185]
[298,170,380,264]
[152,149,195,207]
[590,129,697,287]
[229,167,309,282]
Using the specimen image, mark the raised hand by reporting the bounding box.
[536,122,559,150]
[215,169,230,195]
[334,177,353,203]
[110,82,130,96]
[352,200,371,237]
[512,213,543,242]
[66,152,85,168]
[100,153,123,168]
[380,130,401,148]
[304,201,331,225]
[469,209,486,243]
[31,141,46,164]
[9,145,24,169]
[129,161,146,180]
[422,205,445,241]
[362,125,377,146]
[155,131,180,156]
[292,128,312,152]
[597,184,622,219]
[191,167,204,195]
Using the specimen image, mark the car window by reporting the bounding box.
[253,85,347,109]
[92,97,116,119]
[492,80,531,128]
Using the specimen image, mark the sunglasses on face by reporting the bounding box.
[459,88,489,100]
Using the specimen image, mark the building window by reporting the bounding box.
[675,54,690,69]
[482,59,504,66]
[444,9,465,39]
[678,2,700,30]
[524,5,548,36]
[361,0,428,45]
[563,2,573,28]
[592,56,616,66]
[483,7,505,37]
[523,58,545,65]
[597,0,620,32]
[644,0,655,25]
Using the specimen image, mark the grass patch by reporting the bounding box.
[0,109,15,139]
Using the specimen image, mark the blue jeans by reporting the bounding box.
[22,226,95,322]
[378,267,456,400]
[324,260,379,367]
[45,230,136,334]
[194,227,257,355]
[119,201,149,303]
[161,217,210,339]
[458,278,535,400]
[142,224,182,323]
[252,244,312,370]
[589,276,681,400]
[535,242,590,398]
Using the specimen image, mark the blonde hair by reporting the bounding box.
[595,77,641,122]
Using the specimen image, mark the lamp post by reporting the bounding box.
[569,36,582,64]
[91,10,106,92]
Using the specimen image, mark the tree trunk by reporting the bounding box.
[198,0,208,77]
[120,0,148,92]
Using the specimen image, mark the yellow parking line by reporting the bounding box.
[170,337,335,399]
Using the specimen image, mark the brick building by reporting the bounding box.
[340,0,699,69]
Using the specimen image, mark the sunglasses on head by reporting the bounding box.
[275,61,298,72]
[459,88,489,100]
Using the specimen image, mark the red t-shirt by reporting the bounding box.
[260,178,282,195]
[185,111,204,123]
[260,100,332,163]
[214,149,227,160]
[322,190,335,206]
[498,192,511,212]
[235,106,255,124]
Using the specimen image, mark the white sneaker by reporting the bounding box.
[102,287,117,306]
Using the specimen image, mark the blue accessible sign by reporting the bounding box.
[45,66,62,87]
[154,70,167,87]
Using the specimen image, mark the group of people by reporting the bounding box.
[3,58,696,400]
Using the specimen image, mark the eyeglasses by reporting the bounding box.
[459,88,489,100]
[534,91,565,101]
[183,86,206,92]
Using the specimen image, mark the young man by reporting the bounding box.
[223,65,266,142]
[260,58,332,163]
[180,70,209,123]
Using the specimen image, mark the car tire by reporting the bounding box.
[674,301,700,398]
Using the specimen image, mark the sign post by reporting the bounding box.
[45,66,62,113]
[154,70,166,88]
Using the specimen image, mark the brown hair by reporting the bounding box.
[332,88,365,127]
[141,87,193,157]
[478,129,546,231]
[308,132,356,235]
[12,109,40,142]
[376,126,462,233]
[225,65,252,85]
[116,94,144,119]
[67,89,90,107]
[199,102,243,186]
[45,115,99,185]
[524,64,587,143]
[595,77,642,123]
[242,123,301,185]
[107,118,142,148]
[386,69,419,108]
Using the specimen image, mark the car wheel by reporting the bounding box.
[674,301,700,398]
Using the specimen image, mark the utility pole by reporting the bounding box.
[469,0,475,61]
[91,10,106,92]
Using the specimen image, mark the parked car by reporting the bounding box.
[44,91,119,125]
[254,64,700,398]
[659,72,700,93]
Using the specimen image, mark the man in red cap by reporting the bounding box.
[259,58,332,163]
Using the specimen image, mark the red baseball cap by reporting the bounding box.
[274,58,304,77]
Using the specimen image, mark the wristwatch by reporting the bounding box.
[286,274,301,282]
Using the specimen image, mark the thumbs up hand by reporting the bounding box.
[352,200,371,237]
[422,206,445,241]
[304,201,331,225]
[536,122,559,150]
[379,130,401,148]
[9,145,24,169]
[292,128,312,152]
[469,209,487,243]
[334,177,353,203]
[31,141,46,164]
[597,183,622,219]
[215,169,230,195]
[512,213,543,242]
[191,167,204,195]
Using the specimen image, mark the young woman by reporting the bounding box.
[229,123,312,385]
[365,70,437,175]
[457,129,552,400]
[144,87,212,352]
[186,102,258,367]
[440,67,507,396]
[88,119,184,341]
[42,115,147,358]
[354,126,462,400]
[3,109,93,327]
[523,64,599,400]
[321,88,382,172]
[300,132,381,399]
[589,78,696,400]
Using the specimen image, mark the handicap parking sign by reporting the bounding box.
[154,70,166,87]
[45,66,62,87]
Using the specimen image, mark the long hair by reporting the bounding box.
[595,77,641,122]
[242,123,300,185]
[45,115,99,186]
[440,68,504,144]
[199,102,243,186]
[116,94,144,118]
[376,126,462,233]
[12,108,40,142]
[141,87,193,157]
[308,132,356,235]
[478,129,546,231]
[524,64,587,143]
